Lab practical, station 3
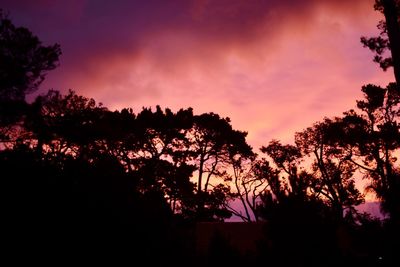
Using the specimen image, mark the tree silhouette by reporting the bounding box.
[255,141,337,267]
[261,140,312,200]
[0,10,60,134]
[295,119,364,222]
[0,10,61,102]
[361,0,400,88]
[2,94,194,265]
[24,90,107,159]
[0,10,61,145]
[224,155,266,222]
[186,113,253,221]
[330,84,400,224]
[23,93,257,223]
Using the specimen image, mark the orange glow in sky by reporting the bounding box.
[3,0,394,150]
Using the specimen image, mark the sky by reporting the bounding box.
[1,0,394,151]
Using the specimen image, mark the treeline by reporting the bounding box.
[1,3,399,266]
[3,86,398,265]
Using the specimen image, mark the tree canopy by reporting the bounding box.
[361,0,400,88]
[0,10,61,102]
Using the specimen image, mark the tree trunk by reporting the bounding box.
[198,153,204,193]
[197,152,205,219]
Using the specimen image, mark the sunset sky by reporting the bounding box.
[2,0,394,150]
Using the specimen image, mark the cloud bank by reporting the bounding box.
[2,0,394,149]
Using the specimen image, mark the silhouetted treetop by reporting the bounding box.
[0,10,61,102]
[261,140,301,173]
[361,0,400,87]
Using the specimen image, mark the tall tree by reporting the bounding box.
[0,10,61,142]
[223,154,266,222]
[295,119,364,221]
[186,113,253,221]
[335,84,400,222]
[255,141,337,267]
[0,10,61,102]
[361,0,400,89]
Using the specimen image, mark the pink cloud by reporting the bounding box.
[3,0,393,151]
